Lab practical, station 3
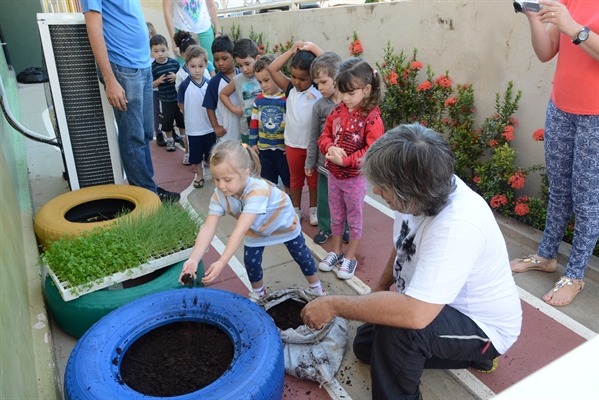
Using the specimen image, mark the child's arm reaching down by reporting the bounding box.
[219,80,244,117]
[201,212,257,284]
[179,214,220,282]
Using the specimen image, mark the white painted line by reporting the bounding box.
[517,287,597,340]
[364,193,394,218]
[447,369,495,399]
[322,378,353,400]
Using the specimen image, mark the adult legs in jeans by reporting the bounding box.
[353,306,500,400]
[539,101,599,303]
[110,64,157,193]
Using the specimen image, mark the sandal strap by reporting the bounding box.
[518,254,543,264]
[553,276,584,292]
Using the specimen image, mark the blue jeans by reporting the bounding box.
[538,100,599,279]
[102,63,157,193]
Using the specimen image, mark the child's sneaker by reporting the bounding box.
[309,207,318,226]
[155,132,166,147]
[319,252,343,272]
[313,229,332,245]
[182,153,191,165]
[294,207,303,221]
[337,258,358,279]
[166,139,176,152]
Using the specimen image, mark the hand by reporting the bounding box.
[301,296,336,330]
[105,79,127,111]
[179,258,200,284]
[300,41,316,52]
[155,74,167,85]
[291,40,305,53]
[234,106,244,117]
[537,0,574,31]
[214,125,227,138]
[305,168,313,177]
[327,146,348,159]
[202,259,227,284]
[166,72,176,83]
[326,146,346,166]
[252,145,260,154]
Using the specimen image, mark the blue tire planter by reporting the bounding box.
[64,288,285,400]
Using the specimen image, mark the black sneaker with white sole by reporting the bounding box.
[157,187,180,203]
[313,229,332,244]
[156,132,166,147]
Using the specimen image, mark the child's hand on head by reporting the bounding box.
[300,42,316,52]
[202,259,227,284]
[292,40,304,52]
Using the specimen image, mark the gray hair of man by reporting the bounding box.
[362,124,457,217]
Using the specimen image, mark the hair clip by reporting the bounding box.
[241,143,249,149]
[372,69,378,75]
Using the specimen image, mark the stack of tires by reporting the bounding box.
[35,185,195,338]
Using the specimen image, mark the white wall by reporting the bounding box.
[144,1,556,195]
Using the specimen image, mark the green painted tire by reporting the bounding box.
[44,260,203,338]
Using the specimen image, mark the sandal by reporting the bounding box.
[510,254,557,273]
[543,276,584,307]
[182,154,191,165]
[193,178,204,189]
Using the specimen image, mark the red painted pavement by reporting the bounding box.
[150,140,588,396]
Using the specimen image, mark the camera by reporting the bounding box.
[513,0,542,13]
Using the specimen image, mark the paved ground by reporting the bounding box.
[20,82,598,399]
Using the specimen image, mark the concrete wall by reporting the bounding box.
[0,54,59,400]
[0,0,43,74]
[144,0,554,195]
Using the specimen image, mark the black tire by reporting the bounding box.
[64,288,284,400]
[34,184,161,247]
[45,261,202,338]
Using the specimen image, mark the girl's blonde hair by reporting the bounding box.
[335,57,382,117]
[210,140,261,178]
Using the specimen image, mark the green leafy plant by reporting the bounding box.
[249,26,269,55]
[229,22,241,43]
[41,203,201,291]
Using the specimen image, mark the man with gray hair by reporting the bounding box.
[302,124,522,400]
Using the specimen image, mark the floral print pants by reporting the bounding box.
[328,174,367,240]
[538,100,599,279]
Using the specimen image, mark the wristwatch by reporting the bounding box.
[572,26,590,45]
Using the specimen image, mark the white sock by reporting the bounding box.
[309,281,323,293]
[252,285,266,297]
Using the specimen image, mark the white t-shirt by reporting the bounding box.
[208,177,300,247]
[392,177,522,354]
[177,76,212,136]
[171,0,211,34]
[175,65,212,92]
[284,85,322,149]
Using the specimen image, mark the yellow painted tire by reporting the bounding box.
[34,184,161,248]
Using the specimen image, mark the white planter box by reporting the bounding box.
[47,248,193,302]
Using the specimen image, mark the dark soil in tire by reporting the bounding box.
[120,321,234,397]
[267,299,306,330]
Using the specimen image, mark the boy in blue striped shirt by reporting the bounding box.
[151,34,185,152]
[249,55,290,196]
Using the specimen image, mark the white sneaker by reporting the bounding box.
[319,252,343,272]
[294,207,303,221]
[337,258,358,279]
[309,207,318,226]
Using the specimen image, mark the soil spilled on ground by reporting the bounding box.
[120,321,234,397]
[267,299,307,330]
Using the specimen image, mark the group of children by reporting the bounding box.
[169,31,384,298]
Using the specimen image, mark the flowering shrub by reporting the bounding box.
[349,31,363,57]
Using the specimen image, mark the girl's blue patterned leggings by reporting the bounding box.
[538,100,599,279]
[244,233,318,283]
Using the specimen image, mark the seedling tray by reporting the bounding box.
[47,248,193,302]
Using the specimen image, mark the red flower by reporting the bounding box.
[489,139,498,147]
[435,74,453,88]
[274,43,280,50]
[502,126,515,141]
[349,39,363,56]
[490,194,508,208]
[514,203,530,217]
[389,70,399,85]
[416,81,432,92]
[508,171,526,189]
[402,69,410,79]
[509,116,519,127]
[381,62,387,68]
[420,120,427,127]
[470,108,476,113]
[516,196,529,204]
[533,128,545,141]
[411,61,423,69]
[444,97,457,107]
[473,176,480,184]
[442,118,451,124]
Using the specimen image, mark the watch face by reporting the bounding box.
[579,30,590,41]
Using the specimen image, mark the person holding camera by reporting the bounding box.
[510,0,598,306]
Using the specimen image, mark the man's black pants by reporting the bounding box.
[353,305,500,400]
